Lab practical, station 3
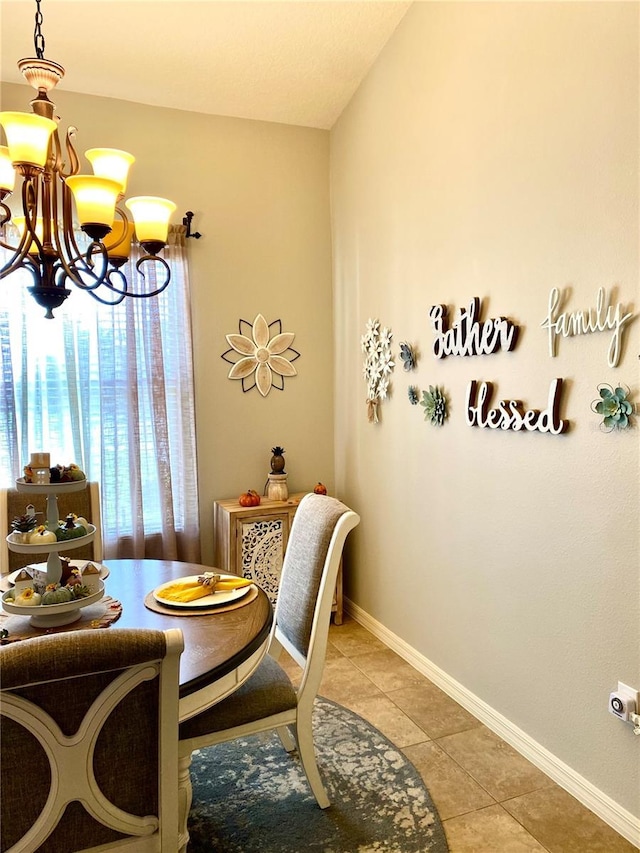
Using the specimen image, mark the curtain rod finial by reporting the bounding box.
[183,211,202,240]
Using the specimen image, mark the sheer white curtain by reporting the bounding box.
[0,224,201,561]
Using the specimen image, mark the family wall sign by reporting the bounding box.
[428,297,568,434]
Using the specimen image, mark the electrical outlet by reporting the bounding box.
[609,682,639,721]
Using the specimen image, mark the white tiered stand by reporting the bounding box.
[2,478,104,627]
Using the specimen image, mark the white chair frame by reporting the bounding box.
[178,497,360,851]
[1,628,183,853]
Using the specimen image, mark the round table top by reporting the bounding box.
[104,559,273,699]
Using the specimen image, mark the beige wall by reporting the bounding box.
[331,0,639,825]
[1,82,334,565]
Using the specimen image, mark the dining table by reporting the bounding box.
[1,558,274,721]
[101,558,274,720]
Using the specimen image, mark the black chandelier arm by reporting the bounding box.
[82,268,129,306]
[0,178,44,278]
[131,254,172,298]
[0,198,11,228]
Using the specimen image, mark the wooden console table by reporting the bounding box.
[213,492,343,624]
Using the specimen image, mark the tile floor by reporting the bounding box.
[281,615,638,853]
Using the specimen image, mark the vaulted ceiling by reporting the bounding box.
[1,1,411,129]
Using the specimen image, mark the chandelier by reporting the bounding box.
[0,0,176,318]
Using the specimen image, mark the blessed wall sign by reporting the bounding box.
[465,378,569,434]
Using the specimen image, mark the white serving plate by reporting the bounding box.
[153,574,253,609]
[15,477,87,494]
[6,561,110,585]
[2,581,105,627]
[6,524,96,554]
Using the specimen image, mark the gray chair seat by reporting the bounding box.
[180,654,297,738]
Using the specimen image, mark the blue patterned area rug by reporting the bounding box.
[186,696,449,853]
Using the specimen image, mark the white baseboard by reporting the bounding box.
[344,597,640,849]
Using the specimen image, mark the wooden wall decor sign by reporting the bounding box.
[465,378,569,433]
[429,298,519,359]
[541,287,634,368]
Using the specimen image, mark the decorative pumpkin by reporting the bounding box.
[41,585,73,606]
[313,483,328,495]
[56,514,87,541]
[28,525,57,545]
[14,587,41,606]
[239,490,261,507]
[73,515,89,532]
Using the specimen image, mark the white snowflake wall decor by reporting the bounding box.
[361,318,394,423]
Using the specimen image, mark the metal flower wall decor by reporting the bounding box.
[222,314,300,397]
[421,386,448,426]
[361,318,394,423]
[591,384,634,431]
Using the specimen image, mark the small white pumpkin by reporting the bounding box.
[14,588,42,606]
[28,525,57,545]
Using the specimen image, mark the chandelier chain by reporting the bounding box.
[34,0,45,59]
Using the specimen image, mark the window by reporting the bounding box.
[0,228,200,561]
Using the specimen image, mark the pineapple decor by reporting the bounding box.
[270,446,286,473]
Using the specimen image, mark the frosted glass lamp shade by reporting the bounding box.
[65,175,121,239]
[125,196,176,246]
[0,111,57,169]
[104,219,135,263]
[85,147,135,194]
[0,146,15,194]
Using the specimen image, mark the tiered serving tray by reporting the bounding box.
[3,478,103,627]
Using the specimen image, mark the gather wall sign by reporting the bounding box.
[429,297,519,359]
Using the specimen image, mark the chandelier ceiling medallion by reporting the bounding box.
[0,0,177,318]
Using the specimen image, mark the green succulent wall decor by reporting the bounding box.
[408,386,419,406]
[591,384,634,431]
[421,385,448,426]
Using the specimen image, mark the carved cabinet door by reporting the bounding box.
[238,512,290,604]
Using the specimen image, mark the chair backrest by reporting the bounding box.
[0,481,103,575]
[0,627,183,853]
[274,493,360,701]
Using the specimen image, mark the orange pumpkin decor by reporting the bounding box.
[313,483,328,495]
[239,489,261,507]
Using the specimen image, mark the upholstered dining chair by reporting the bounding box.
[0,481,103,575]
[178,493,360,835]
[0,627,184,853]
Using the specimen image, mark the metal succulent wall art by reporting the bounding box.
[421,385,448,426]
[407,386,419,406]
[361,318,394,423]
[222,314,300,396]
[399,342,417,371]
[591,384,634,431]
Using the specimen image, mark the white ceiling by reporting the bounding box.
[1,1,411,129]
